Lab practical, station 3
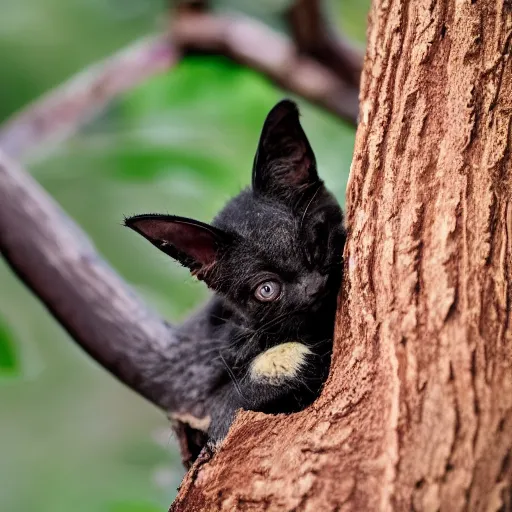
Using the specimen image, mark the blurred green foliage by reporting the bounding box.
[0,316,18,374]
[0,1,368,511]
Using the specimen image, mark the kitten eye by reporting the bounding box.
[254,280,281,302]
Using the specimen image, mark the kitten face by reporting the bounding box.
[125,100,345,343]
[209,188,344,338]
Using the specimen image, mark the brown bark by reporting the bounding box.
[171,0,512,510]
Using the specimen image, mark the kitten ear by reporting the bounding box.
[124,214,229,280]
[252,99,320,199]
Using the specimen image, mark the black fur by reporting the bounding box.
[125,100,346,444]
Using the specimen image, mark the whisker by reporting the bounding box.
[299,186,321,231]
[217,351,247,402]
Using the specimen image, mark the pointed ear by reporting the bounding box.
[252,99,320,199]
[124,214,230,280]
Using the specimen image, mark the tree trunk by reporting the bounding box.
[171,0,512,510]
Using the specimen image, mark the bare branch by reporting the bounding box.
[0,149,216,419]
[172,11,359,124]
[0,11,359,160]
[0,35,177,160]
[287,0,363,87]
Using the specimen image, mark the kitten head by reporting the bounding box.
[125,100,345,342]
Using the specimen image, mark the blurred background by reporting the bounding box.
[0,1,369,511]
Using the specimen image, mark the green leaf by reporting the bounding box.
[0,316,18,375]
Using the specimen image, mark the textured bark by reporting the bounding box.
[171,0,512,510]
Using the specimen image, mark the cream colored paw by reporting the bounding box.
[250,342,312,384]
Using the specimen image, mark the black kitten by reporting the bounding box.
[125,100,345,444]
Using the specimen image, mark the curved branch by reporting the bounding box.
[0,35,177,160]
[0,11,359,161]
[172,11,359,124]
[0,150,214,419]
[287,0,363,88]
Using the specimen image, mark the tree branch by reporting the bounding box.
[0,36,177,160]
[0,149,217,420]
[287,0,363,88]
[172,11,359,124]
[0,10,360,161]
